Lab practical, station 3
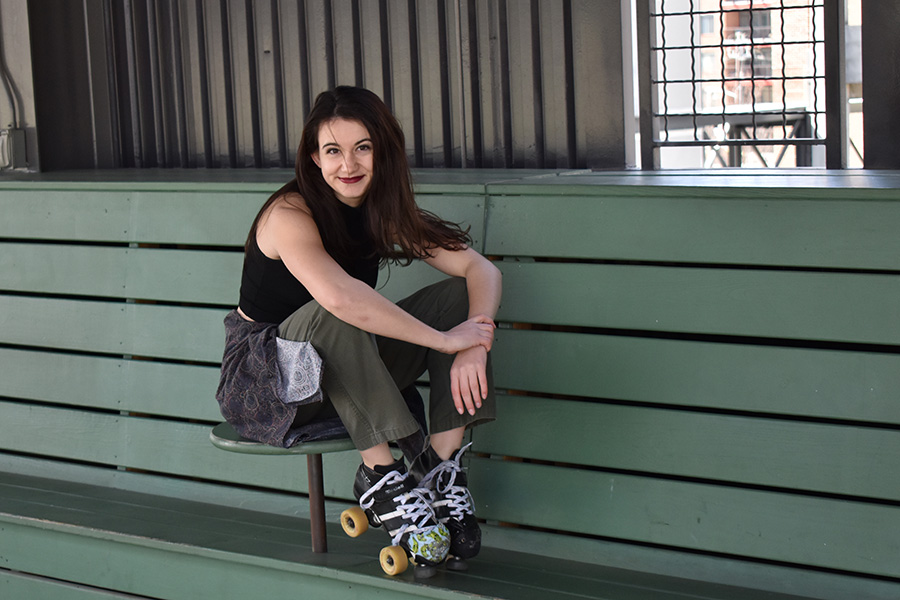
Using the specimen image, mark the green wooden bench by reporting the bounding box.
[1,169,899,600]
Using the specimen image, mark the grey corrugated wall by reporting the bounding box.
[29,0,625,170]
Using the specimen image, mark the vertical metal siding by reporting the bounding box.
[83,0,624,169]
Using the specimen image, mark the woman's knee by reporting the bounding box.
[440,277,470,320]
[278,300,369,343]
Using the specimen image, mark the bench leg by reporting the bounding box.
[307,453,328,553]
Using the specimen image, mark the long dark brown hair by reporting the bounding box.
[247,86,469,266]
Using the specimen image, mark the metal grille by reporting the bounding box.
[86,0,623,170]
[643,0,830,168]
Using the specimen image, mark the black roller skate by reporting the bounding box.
[340,458,450,578]
[413,443,481,571]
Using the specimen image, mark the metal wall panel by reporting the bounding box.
[33,0,625,170]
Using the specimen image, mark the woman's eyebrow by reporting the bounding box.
[321,137,373,149]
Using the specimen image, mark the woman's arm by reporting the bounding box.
[424,246,503,415]
[423,245,502,323]
[259,199,494,354]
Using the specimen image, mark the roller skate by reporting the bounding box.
[340,458,450,578]
[413,443,481,571]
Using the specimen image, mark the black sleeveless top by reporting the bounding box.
[238,202,379,323]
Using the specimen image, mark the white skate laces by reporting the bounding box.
[422,442,475,520]
[358,470,438,547]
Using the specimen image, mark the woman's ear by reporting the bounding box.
[311,151,321,168]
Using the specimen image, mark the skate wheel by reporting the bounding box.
[340,506,368,537]
[379,545,408,576]
[445,556,469,571]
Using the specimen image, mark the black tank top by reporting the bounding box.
[238,202,379,323]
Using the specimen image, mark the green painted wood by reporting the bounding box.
[0,166,542,193]
[1,243,127,297]
[0,473,825,600]
[0,295,227,362]
[129,192,486,248]
[127,191,264,246]
[0,520,444,600]
[408,195,487,252]
[0,191,135,242]
[485,171,900,197]
[377,261,454,303]
[3,459,896,600]
[0,401,359,500]
[497,262,900,346]
[473,394,900,501]
[411,168,582,193]
[0,243,242,304]
[0,189,261,246]
[124,248,240,305]
[490,329,900,425]
[0,168,293,189]
[0,348,222,421]
[467,457,900,579]
[3,167,897,192]
[0,187,484,246]
[0,244,472,307]
[0,570,147,600]
[484,194,900,270]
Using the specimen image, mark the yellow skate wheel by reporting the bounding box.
[379,545,408,576]
[340,506,368,537]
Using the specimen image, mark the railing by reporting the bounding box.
[637,0,848,169]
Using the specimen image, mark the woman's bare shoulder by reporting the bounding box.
[259,192,312,228]
[256,193,318,258]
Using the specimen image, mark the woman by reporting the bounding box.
[216,86,501,574]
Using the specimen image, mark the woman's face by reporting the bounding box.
[312,118,374,207]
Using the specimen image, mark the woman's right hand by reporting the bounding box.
[439,315,496,354]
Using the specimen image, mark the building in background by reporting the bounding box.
[647,0,862,169]
[0,0,894,172]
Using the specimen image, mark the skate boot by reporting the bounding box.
[413,443,481,571]
[341,458,450,578]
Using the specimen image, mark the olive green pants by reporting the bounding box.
[277,277,495,450]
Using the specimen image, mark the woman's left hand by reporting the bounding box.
[450,345,489,416]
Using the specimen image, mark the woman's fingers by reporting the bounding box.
[450,347,488,415]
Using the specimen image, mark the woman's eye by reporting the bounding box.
[357,144,372,153]
[325,148,340,155]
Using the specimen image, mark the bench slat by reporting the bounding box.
[491,329,900,424]
[468,456,900,580]
[0,569,149,600]
[4,470,815,600]
[0,243,242,305]
[498,262,900,346]
[474,394,900,501]
[0,348,222,422]
[0,295,226,362]
[0,189,485,248]
[0,191,135,243]
[1,242,466,307]
[485,194,900,270]
[10,243,899,348]
[0,400,360,501]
